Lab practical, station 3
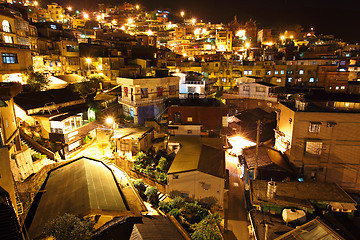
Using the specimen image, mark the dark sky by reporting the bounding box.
[48,0,360,43]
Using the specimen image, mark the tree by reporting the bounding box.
[170,196,185,210]
[75,75,103,99]
[190,214,222,240]
[182,202,209,224]
[43,213,94,240]
[133,179,147,200]
[156,157,168,172]
[145,186,159,207]
[26,67,50,91]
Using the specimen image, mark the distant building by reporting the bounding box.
[216,29,232,52]
[238,82,278,102]
[167,136,226,207]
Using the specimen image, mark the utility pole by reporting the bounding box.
[254,120,260,179]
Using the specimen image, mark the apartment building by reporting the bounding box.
[275,95,360,191]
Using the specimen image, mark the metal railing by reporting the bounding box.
[118,97,166,107]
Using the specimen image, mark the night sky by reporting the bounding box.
[46,0,360,43]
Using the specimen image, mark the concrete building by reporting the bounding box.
[47,3,65,23]
[167,136,226,207]
[173,71,206,99]
[117,75,179,125]
[239,82,278,102]
[216,29,232,52]
[275,96,360,191]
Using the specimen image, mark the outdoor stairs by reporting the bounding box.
[20,137,50,163]
[0,203,23,240]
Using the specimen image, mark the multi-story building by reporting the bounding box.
[47,3,65,23]
[216,29,232,52]
[275,95,360,191]
[117,74,179,125]
[173,71,206,99]
[0,8,32,83]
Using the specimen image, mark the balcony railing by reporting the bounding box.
[118,97,166,107]
[0,42,30,50]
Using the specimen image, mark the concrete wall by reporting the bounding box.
[275,103,360,191]
[167,170,224,207]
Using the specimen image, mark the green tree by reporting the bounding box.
[169,208,182,221]
[133,179,147,200]
[190,213,222,240]
[75,75,103,99]
[156,157,168,172]
[43,213,94,240]
[155,172,167,183]
[159,201,172,213]
[170,196,185,209]
[182,202,209,224]
[26,67,50,91]
[145,186,159,207]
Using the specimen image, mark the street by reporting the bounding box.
[224,153,250,240]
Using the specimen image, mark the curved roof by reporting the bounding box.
[27,157,129,239]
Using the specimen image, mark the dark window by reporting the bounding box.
[169,85,176,95]
[2,53,18,64]
[174,112,181,123]
[141,88,148,98]
[157,87,163,97]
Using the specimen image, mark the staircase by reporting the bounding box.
[0,203,23,240]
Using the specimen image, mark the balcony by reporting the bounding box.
[0,42,30,50]
[118,96,166,107]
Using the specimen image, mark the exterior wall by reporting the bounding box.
[167,170,224,206]
[275,103,360,191]
[169,125,201,136]
[0,147,18,214]
[0,99,18,145]
[168,105,228,131]
[238,83,277,102]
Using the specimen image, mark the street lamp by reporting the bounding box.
[86,58,91,75]
[191,18,196,25]
[106,117,114,126]
[180,11,185,17]
[84,13,89,20]
[136,5,139,10]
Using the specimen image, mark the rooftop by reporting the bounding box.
[251,180,356,210]
[168,136,225,178]
[27,157,131,239]
[112,127,153,140]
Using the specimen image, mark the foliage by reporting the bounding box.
[26,67,50,92]
[145,186,159,207]
[43,213,95,240]
[75,75,104,99]
[83,135,93,144]
[124,115,134,122]
[133,179,147,200]
[159,201,172,213]
[156,157,168,172]
[182,202,209,224]
[155,172,167,183]
[214,88,223,99]
[170,196,185,210]
[32,153,46,161]
[169,208,182,221]
[190,213,222,240]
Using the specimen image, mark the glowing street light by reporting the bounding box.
[191,18,196,25]
[86,58,91,74]
[180,11,185,17]
[106,117,114,126]
[245,42,250,48]
[34,1,38,6]
[83,13,89,19]
[136,4,140,10]
[67,6,72,11]
[280,35,285,40]
[147,29,153,36]
[128,18,133,25]
[96,15,101,21]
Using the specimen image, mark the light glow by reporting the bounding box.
[228,135,255,156]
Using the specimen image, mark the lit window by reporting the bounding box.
[275,70,279,75]
[309,122,321,133]
[244,70,248,75]
[141,88,148,98]
[288,78,292,82]
[280,70,285,75]
[2,20,11,32]
[305,141,323,155]
[276,78,281,83]
[2,53,18,64]
[248,70,253,75]
[266,70,271,75]
[299,70,304,75]
[4,35,13,43]
[340,86,345,90]
[309,78,315,83]
[335,86,339,90]
[222,78,226,82]
[187,117,193,122]
[340,61,346,65]
[243,86,250,91]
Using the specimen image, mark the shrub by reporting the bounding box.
[159,201,172,213]
[155,172,167,183]
[171,196,185,210]
[133,179,147,201]
[145,186,159,207]
[182,202,209,224]
[32,153,46,161]
[190,213,222,240]
[169,208,182,221]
